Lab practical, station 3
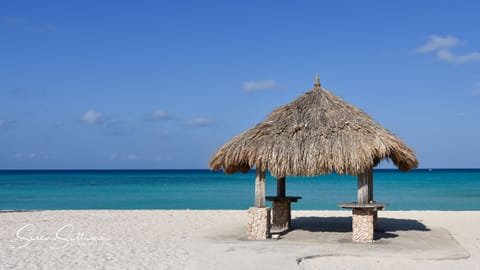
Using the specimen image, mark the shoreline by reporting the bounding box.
[1,210,479,269]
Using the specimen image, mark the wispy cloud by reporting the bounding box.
[109,153,140,161]
[79,111,133,136]
[40,23,56,32]
[5,16,28,26]
[437,49,480,64]
[243,79,278,92]
[415,35,463,53]
[12,153,50,160]
[415,35,480,64]
[81,109,103,124]
[0,118,13,130]
[189,117,213,127]
[150,109,173,121]
[5,16,56,32]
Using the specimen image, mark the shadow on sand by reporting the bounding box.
[291,216,430,240]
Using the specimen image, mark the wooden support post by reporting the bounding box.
[358,168,373,204]
[358,172,368,204]
[255,170,266,207]
[365,167,377,228]
[367,168,373,202]
[277,177,286,198]
[357,167,378,232]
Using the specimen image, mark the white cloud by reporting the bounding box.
[189,117,213,127]
[415,35,480,65]
[109,153,139,161]
[415,35,463,53]
[150,109,172,121]
[243,79,278,92]
[436,49,455,62]
[437,49,480,64]
[457,52,480,64]
[0,119,5,127]
[81,109,103,124]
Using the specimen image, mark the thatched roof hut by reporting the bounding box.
[210,75,419,241]
[210,75,418,178]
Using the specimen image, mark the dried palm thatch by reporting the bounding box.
[209,76,418,178]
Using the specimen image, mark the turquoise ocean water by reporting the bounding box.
[0,169,479,210]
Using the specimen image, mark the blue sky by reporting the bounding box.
[1,0,479,169]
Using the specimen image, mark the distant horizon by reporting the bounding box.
[1,168,479,171]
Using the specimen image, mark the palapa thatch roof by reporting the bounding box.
[209,75,418,178]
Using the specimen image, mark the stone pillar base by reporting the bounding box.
[247,207,271,240]
[352,209,375,242]
[271,201,291,231]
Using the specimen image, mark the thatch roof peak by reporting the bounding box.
[314,73,321,88]
[210,77,418,178]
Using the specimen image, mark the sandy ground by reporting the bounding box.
[0,210,479,269]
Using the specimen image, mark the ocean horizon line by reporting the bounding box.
[0,168,479,172]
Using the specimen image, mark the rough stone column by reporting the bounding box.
[352,209,375,242]
[271,201,291,231]
[247,207,271,240]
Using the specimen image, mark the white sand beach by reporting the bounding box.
[1,210,479,269]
